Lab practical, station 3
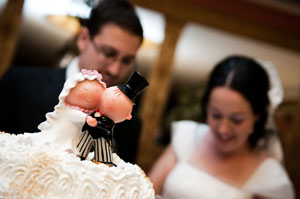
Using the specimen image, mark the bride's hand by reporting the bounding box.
[86,115,97,127]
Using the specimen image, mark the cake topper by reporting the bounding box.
[32,70,106,152]
[77,71,149,166]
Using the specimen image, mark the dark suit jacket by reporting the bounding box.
[0,66,141,163]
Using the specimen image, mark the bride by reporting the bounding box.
[149,55,294,199]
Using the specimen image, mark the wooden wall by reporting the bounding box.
[0,0,24,78]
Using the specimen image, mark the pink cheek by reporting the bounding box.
[106,106,114,112]
[96,95,101,101]
[69,93,84,102]
[104,101,116,112]
[92,96,102,105]
[77,93,87,101]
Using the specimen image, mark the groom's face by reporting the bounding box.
[77,23,142,87]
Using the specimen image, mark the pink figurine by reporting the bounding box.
[77,71,149,166]
[32,70,106,153]
[100,86,133,123]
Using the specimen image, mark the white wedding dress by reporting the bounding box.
[162,120,294,199]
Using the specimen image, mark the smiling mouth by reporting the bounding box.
[218,135,232,142]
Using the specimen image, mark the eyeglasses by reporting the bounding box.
[90,40,135,68]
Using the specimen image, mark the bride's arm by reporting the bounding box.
[65,109,87,123]
[148,144,177,195]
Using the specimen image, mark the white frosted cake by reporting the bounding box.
[0,132,154,199]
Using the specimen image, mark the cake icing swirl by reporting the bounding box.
[0,133,155,199]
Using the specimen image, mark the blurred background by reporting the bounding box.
[0,0,300,196]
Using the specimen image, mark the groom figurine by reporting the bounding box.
[77,72,149,166]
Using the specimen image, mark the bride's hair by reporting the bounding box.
[201,55,270,149]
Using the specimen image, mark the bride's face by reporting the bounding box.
[65,80,105,110]
[207,87,258,155]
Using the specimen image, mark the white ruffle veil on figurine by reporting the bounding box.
[30,69,106,153]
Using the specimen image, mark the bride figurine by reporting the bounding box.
[30,69,106,153]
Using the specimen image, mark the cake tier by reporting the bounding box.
[0,133,154,199]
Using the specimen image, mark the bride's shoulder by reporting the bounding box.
[246,153,294,199]
[171,120,209,136]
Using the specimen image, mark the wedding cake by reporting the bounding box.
[0,70,154,199]
[0,132,154,199]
